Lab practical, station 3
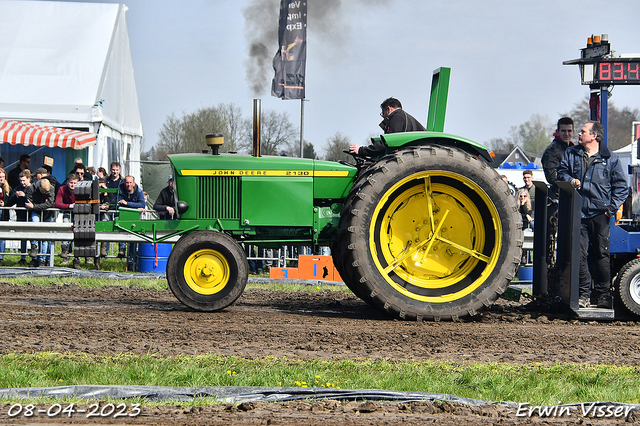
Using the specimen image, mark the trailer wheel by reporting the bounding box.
[337,145,522,320]
[616,258,640,317]
[167,230,248,311]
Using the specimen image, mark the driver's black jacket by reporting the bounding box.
[357,109,425,158]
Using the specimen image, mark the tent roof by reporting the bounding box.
[0,0,142,137]
[0,119,96,150]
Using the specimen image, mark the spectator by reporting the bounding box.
[0,157,4,169]
[520,170,535,216]
[25,176,55,267]
[153,175,177,219]
[96,167,107,179]
[118,175,145,209]
[244,244,263,275]
[542,117,575,202]
[518,189,534,230]
[35,166,61,196]
[8,154,30,190]
[103,162,125,258]
[118,175,145,270]
[71,163,91,182]
[86,166,96,180]
[558,120,629,308]
[0,168,11,264]
[6,170,31,265]
[541,117,575,268]
[55,173,77,267]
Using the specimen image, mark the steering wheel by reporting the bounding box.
[339,149,364,167]
[339,149,377,174]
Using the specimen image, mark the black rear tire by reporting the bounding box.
[335,145,522,321]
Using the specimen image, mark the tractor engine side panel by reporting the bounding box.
[241,176,313,226]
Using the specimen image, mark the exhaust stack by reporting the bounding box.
[253,99,261,157]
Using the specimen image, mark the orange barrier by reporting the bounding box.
[268,267,299,279]
[268,255,343,282]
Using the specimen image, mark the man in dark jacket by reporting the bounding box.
[542,117,575,201]
[101,162,125,258]
[558,121,629,309]
[35,167,61,196]
[153,175,177,219]
[118,175,145,270]
[117,176,145,209]
[25,177,56,267]
[7,154,30,191]
[541,117,574,268]
[349,97,425,158]
[6,170,31,265]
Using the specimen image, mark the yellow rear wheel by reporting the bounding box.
[335,145,522,320]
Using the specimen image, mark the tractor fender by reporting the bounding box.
[380,131,494,164]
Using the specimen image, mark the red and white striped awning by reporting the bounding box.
[0,120,96,150]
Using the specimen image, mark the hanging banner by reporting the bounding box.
[271,0,307,100]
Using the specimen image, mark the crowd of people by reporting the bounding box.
[0,155,177,271]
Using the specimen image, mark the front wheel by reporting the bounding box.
[615,258,640,317]
[167,230,248,311]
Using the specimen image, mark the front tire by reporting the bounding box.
[615,258,640,317]
[336,145,522,321]
[167,230,248,311]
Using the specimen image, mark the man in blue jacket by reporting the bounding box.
[558,121,629,309]
[118,175,145,270]
[117,175,145,209]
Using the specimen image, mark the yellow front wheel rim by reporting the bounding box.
[183,248,230,295]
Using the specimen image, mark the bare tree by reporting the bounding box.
[322,132,352,162]
[486,137,516,154]
[240,109,297,155]
[220,103,250,153]
[508,114,554,157]
[157,112,184,155]
[157,104,251,156]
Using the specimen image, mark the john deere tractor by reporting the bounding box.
[90,68,523,321]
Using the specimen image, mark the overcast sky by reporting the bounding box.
[74,0,640,155]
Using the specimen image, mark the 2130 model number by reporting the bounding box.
[7,403,141,418]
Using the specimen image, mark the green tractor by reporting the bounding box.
[92,68,523,321]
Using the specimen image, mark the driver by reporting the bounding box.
[349,97,425,158]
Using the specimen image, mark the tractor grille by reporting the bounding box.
[198,176,240,220]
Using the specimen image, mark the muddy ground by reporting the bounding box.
[0,281,639,425]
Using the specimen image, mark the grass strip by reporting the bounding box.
[0,276,347,293]
[0,353,639,405]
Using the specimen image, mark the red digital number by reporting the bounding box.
[613,62,624,80]
[628,62,640,80]
[599,62,611,80]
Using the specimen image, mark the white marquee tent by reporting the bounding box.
[0,0,142,182]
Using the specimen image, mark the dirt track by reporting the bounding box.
[1,281,639,425]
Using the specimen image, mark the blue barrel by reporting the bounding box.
[517,266,533,281]
[137,243,172,273]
